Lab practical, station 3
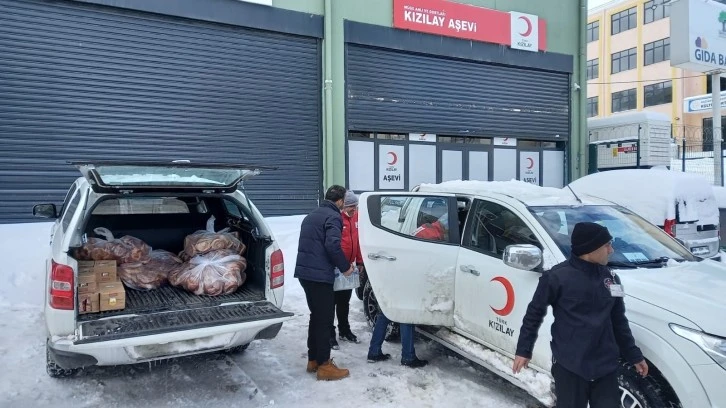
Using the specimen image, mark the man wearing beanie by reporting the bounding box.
[512,222,649,407]
[330,191,363,349]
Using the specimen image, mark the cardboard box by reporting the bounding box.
[99,281,126,311]
[77,260,117,283]
[78,292,100,314]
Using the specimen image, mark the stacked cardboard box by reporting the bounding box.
[77,260,126,313]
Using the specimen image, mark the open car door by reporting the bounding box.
[71,160,275,194]
[358,192,461,327]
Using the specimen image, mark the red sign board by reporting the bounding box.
[393,0,547,51]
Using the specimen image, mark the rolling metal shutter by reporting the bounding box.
[346,44,570,140]
[0,0,321,222]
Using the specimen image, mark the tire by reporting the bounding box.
[616,360,680,408]
[221,343,250,354]
[362,280,400,342]
[355,270,368,300]
[46,345,80,378]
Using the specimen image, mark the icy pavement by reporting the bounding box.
[0,217,542,408]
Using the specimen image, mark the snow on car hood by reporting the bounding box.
[617,260,726,336]
[569,169,720,226]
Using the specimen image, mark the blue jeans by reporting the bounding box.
[368,311,416,362]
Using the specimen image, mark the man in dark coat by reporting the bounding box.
[295,184,353,381]
[513,222,649,407]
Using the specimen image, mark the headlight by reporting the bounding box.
[670,324,726,369]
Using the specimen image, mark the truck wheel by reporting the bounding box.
[355,272,367,300]
[617,360,680,408]
[362,281,400,343]
[46,345,80,378]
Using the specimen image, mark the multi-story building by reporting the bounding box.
[587,0,726,142]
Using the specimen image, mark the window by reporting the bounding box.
[587,21,599,42]
[644,38,670,66]
[464,200,541,258]
[611,7,637,35]
[644,0,670,24]
[58,183,78,221]
[438,136,466,143]
[611,88,637,113]
[611,48,637,74]
[706,77,726,94]
[587,59,599,80]
[373,195,456,243]
[644,81,672,107]
[376,133,407,140]
[587,97,599,117]
[92,198,190,215]
[61,190,81,232]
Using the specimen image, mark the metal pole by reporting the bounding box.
[714,73,723,186]
[637,125,641,168]
[682,137,686,173]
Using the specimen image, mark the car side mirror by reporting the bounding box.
[503,244,542,271]
[33,203,58,219]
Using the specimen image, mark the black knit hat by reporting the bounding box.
[571,222,613,256]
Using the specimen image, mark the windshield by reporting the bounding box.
[529,205,697,265]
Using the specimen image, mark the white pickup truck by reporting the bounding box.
[358,180,726,408]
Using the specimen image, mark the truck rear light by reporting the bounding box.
[270,249,284,289]
[663,219,676,237]
[50,260,74,310]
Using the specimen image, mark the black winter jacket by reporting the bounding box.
[515,256,644,380]
[294,200,350,284]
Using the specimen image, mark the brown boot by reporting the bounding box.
[316,359,350,381]
[306,360,318,373]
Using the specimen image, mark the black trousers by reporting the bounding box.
[552,363,619,408]
[332,289,352,336]
[299,279,335,365]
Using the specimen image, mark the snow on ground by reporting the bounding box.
[0,217,541,408]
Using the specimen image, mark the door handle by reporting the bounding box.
[368,253,397,261]
[460,265,480,276]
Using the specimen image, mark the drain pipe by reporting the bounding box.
[574,0,587,181]
[324,0,334,189]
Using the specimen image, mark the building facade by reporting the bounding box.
[587,0,726,142]
[0,0,587,223]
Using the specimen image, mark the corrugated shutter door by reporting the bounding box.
[0,0,321,223]
[346,45,570,140]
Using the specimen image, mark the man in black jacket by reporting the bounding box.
[513,222,649,407]
[295,185,353,381]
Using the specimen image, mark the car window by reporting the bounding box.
[58,183,78,220]
[371,195,458,244]
[92,198,190,214]
[465,200,541,257]
[61,189,81,233]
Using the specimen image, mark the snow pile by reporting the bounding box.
[713,186,726,209]
[102,174,227,185]
[569,169,720,227]
[418,179,584,206]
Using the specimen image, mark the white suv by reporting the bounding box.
[358,180,726,408]
[35,161,292,377]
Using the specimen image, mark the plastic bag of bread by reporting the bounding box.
[169,249,247,296]
[75,228,151,264]
[183,216,246,259]
[118,250,183,290]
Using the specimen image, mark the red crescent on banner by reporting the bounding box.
[490,276,515,316]
[527,157,534,169]
[519,16,533,37]
[387,152,398,165]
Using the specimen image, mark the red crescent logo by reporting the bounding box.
[387,152,398,165]
[490,276,515,316]
[519,16,533,37]
[526,157,534,169]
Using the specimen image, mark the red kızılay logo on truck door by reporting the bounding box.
[489,276,516,337]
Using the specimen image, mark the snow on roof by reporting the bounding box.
[416,180,607,206]
[587,111,671,128]
[569,169,719,226]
